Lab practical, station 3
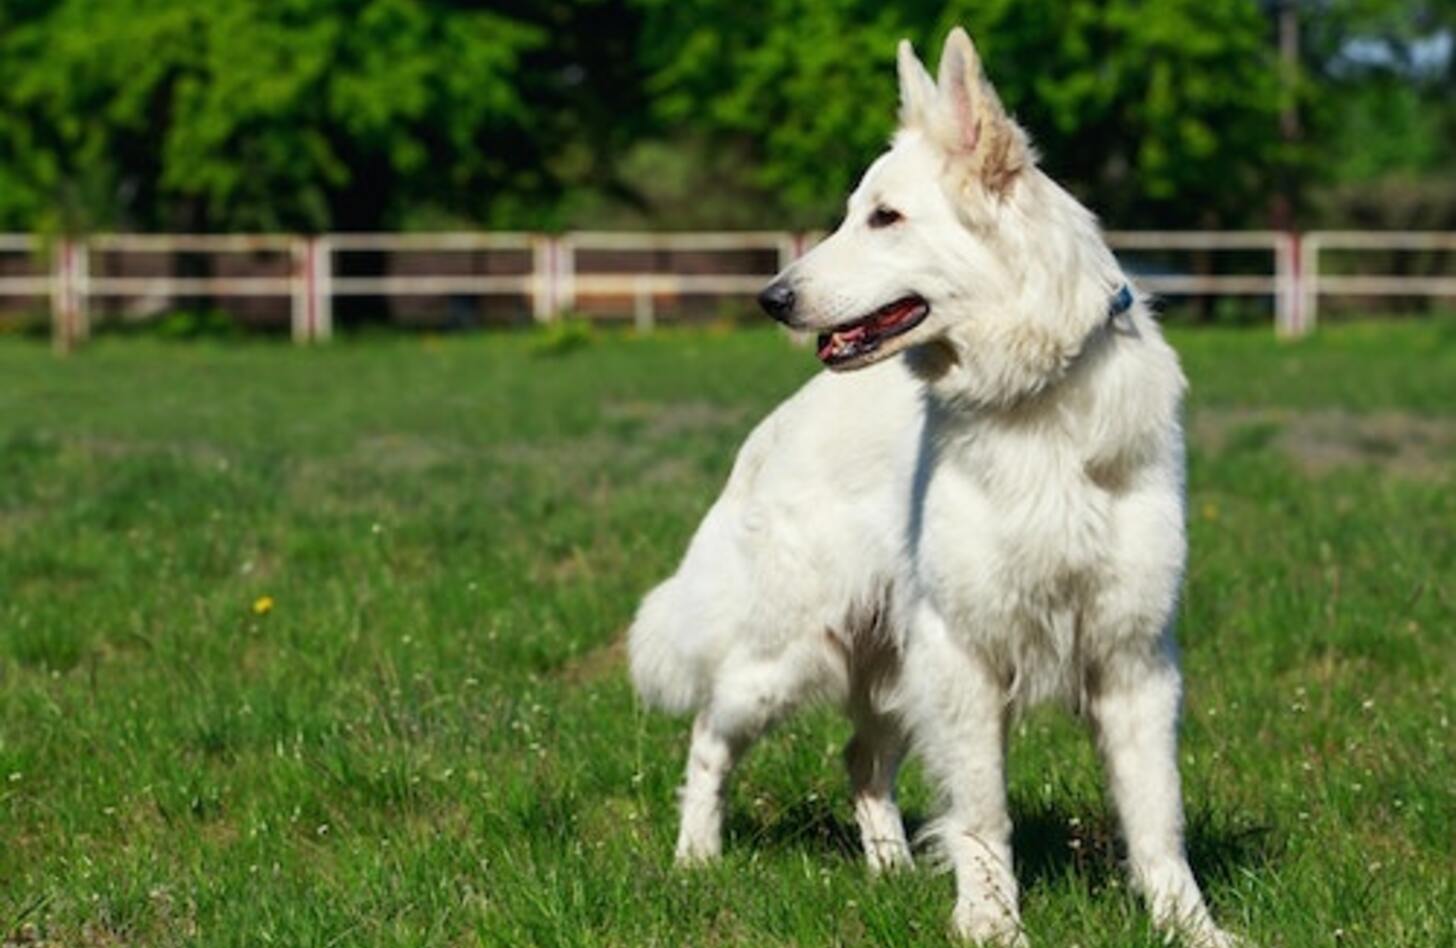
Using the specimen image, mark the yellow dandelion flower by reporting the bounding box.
[252,595,275,616]
[1201,502,1219,522]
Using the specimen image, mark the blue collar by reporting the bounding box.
[1108,283,1134,319]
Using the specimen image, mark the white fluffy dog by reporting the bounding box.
[629,28,1237,948]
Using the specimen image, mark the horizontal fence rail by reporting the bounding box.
[0,230,1451,351]
[1300,231,1456,328]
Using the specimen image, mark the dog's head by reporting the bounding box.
[761,29,1124,401]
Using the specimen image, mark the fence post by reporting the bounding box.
[311,236,333,342]
[288,236,330,344]
[1274,231,1300,338]
[1299,233,1320,335]
[531,235,560,322]
[70,240,90,347]
[51,238,88,354]
[633,276,655,332]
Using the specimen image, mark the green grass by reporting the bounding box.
[1,321,1453,946]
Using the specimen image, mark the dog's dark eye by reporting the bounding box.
[868,206,902,229]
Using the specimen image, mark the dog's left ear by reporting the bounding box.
[933,27,1029,194]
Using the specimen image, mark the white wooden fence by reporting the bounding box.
[1,230,1452,352]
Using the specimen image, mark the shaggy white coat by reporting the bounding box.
[629,28,1238,948]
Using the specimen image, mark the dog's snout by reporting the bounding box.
[757,281,796,323]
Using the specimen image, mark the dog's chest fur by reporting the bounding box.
[910,354,1171,707]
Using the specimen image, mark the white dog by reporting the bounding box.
[629,28,1238,948]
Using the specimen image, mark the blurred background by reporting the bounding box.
[4,0,1454,233]
[1,0,1454,338]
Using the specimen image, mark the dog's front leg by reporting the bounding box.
[1089,644,1238,948]
[904,604,1026,946]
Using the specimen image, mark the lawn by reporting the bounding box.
[1,321,1453,946]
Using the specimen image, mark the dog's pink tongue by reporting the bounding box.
[818,323,868,360]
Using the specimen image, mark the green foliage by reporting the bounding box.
[636,0,1294,226]
[0,324,1453,943]
[529,317,598,357]
[1303,0,1456,226]
[0,0,1452,231]
[635,0,913,224]
[149,309,240,340]
[0,0,542,232]
[942,0,1290,225]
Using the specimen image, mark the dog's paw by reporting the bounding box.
[1181,926,1250,948]
[951,904,1027,947]
[865,839,914,875]
[673,836,721,868]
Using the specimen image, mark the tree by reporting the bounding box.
[632,0,1295,228]
[0,0,543,232]
[3,0,1450,234]
[1302,0,1456,227]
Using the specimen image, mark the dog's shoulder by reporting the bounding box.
[726,360,925,497]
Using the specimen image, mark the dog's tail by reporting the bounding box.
[627,577,702,715]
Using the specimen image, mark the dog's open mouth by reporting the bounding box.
[816,295,929,367]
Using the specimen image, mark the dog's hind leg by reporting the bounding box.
[674,709,746,865]
[1089,643,1238,948]
[845,706,913,873]
[843,623,913,873]
[674,643,829,865]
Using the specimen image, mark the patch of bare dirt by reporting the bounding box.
[349,433,459,472]
[602,399,746,439]
[556,633,626,686]
[1191,409,1456,479]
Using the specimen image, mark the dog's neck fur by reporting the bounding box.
[905,167,1184,486]
[906,168,1137,411]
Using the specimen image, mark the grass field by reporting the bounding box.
[1,321,1453,946]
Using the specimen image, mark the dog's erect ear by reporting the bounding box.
[933,27,1028,193]
[897,39,937,128]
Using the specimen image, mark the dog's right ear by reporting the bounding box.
[897,39,937,129]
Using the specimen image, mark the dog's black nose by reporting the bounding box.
[757,281,796,323]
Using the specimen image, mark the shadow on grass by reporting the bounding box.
[723,792,1273,893]
[725,797,870,861]
[1005,797,1271,894]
